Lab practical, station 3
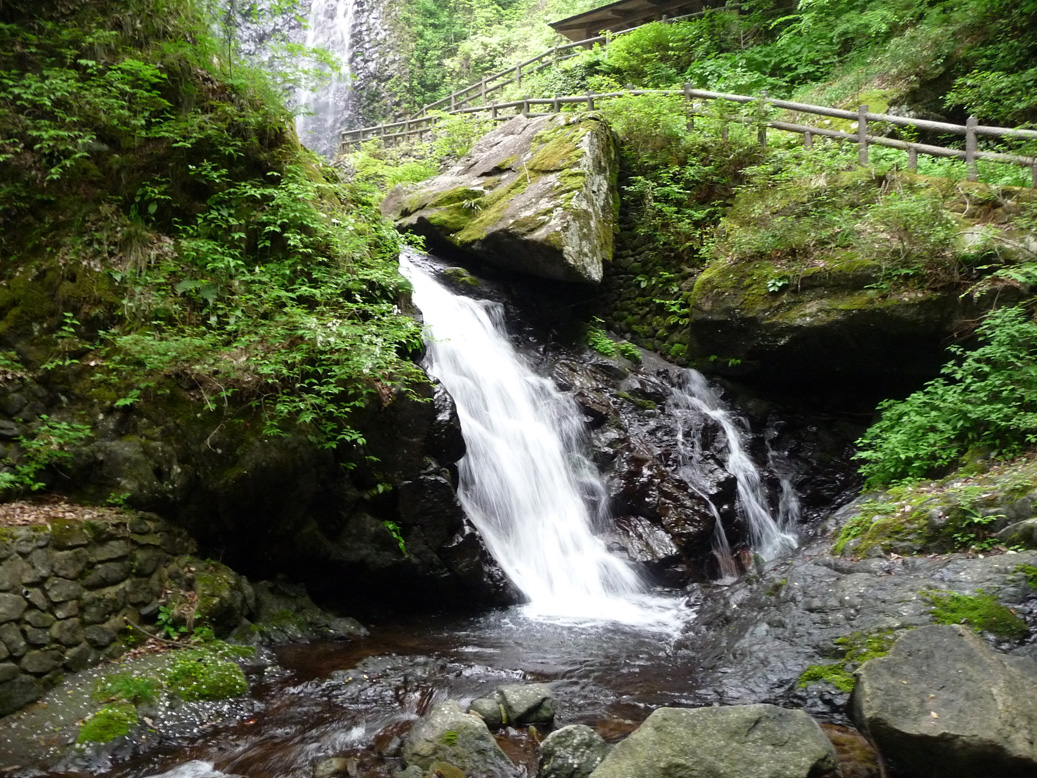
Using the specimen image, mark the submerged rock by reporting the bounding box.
[851,624,1037,777]
[539,724,609,778]
[401,700,517,777]
[383,113,619,284]
[587,704,839,778]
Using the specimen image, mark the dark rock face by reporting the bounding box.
[0,367,510,618]
[588,704,840,778]
[852,625,1037,778]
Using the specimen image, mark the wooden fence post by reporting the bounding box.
[803,130,812,148]
[516,63,522,88]
[909,147,918,172]
[480,79,487,104]
[1032,160,1036,189]
[684,83,694,132]
[492,104,498,120]
[552,95,561,113]
[858,105,868,166]
[757,90,768,146]
[966,116,979,181]
[587,92,595,110]
[521,96,529,116]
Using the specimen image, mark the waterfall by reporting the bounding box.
[295,0,358,158]
[668,369,798,565]
[400,256,675,625]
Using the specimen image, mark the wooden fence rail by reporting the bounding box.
[402,5,744,124]
[341,87,1037,187]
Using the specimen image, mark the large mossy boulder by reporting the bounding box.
[382,113,619,284]
[588,704,839,778]
[851,624,1037,777]
[401,700,517,777]
[685,170,1034,392]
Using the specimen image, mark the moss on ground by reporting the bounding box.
[798,629,897,693]
[76,703,138,744]
[922,589,1029,640]
[834,455,1037,557]
[164,649,248,702]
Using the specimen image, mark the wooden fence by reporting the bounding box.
[341,87,1037,187]
[397,4,743,124]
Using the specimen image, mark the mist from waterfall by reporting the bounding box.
[400,255,679,627]
[668,369,798,565]
[295,0,358,158]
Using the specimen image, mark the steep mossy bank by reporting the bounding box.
[0,0,507,623]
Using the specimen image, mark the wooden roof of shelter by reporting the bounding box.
[549,0,716,42]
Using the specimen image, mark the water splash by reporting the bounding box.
[401,256,677,627]
[295,0,358,157]
[667,369,798,565]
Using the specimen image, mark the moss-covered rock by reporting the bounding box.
[685,171,1037,389]
[382,113,619,284]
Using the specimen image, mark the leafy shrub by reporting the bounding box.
[856,306,1037,487]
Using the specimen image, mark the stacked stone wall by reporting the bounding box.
[0,515,194,716]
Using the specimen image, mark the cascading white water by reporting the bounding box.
[295,0,358,158]
[400,256,677,625]
[668,369,798,564]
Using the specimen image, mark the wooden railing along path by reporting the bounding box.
[341,87,1037,187]
[391,4,743,125]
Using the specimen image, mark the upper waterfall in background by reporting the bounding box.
[295,0,359,158]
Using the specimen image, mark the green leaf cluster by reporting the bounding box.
[856,306,1037,488]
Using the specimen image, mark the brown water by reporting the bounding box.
[101,601,704,778]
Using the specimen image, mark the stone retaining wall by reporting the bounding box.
[0,514,194,716]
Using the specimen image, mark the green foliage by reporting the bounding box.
[797,629,896,692]
[382,520,407,556]
[0,416,92,497]
[798,663,855,692]
[586,326,618,357]
[0,0,428,458]
[922,589,1029,639]
[93,673,161,706]
[1016,563,1037,588]
[77,703,138,744]
[856,307,1037,487]
[165,648,248,702]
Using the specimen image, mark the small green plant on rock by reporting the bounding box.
[76,703,138,744]
[93,673,161,706]
[1016,563,1037,589]
[798,629,896,693]
[922,589,1028,640]
[164,648,248,702]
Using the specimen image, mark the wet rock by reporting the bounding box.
[539,724,609,778]
[247,579,368,645]
[498,683,556,726]
[0,592,28,623]
[313,757,352,778]
[588,704,839,778]
[401,700,517,777]
[147,761,247,778]
[469,696,506,729]
[851,625,1037,777]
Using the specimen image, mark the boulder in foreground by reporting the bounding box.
[851,624,1037,777]
[588,704,839,778]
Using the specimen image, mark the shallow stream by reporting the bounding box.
[100,602,708,778]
